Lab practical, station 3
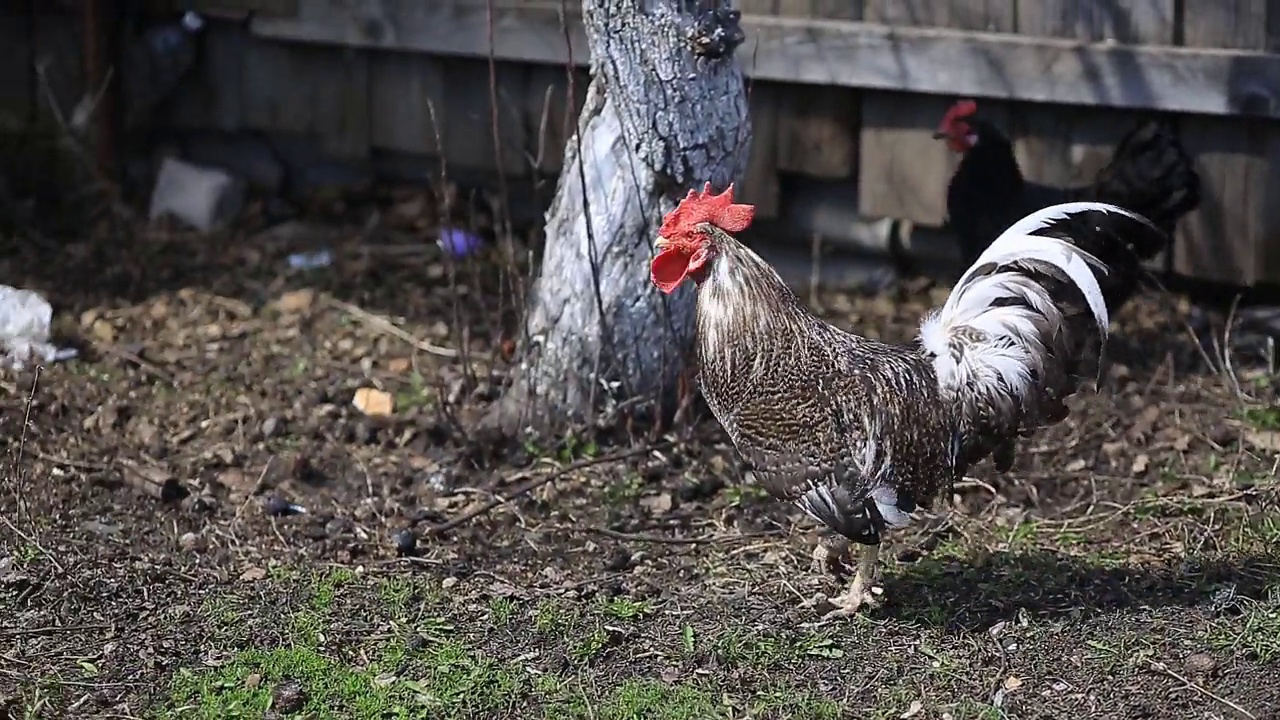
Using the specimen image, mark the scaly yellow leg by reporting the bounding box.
[822,543,881,618]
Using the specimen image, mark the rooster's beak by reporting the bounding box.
[655,237,673,250]
[931,131,948,140]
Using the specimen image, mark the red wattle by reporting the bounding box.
[650,248,690,294]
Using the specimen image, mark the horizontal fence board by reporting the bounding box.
[253,3,1280,118]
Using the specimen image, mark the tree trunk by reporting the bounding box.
[484,0,751,439]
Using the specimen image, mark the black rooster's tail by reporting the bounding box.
[1068,120,1199,309]
[1089,119,1202,240]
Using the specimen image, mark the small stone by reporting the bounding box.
[240,567,267,582]
[393,529,417,557]
[352,387,394,417]
[405,633,427,651]
[261,416,285,439]
[640,459,666,481]
[324,516,352,537]
[1184,653,1217,675]
[273,289,316,314]
[271,679,306,714]
[245,672,262,689]
[441,576,459,590]
[178,532,202,551]
[604,549,632,572]
[263,495,304,517]
[348,420,378,445]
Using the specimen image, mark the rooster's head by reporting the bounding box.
[934,99,979,153]
[651,182,755,294]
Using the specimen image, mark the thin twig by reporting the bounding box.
[0,624,112,637]
[1147,660,1256,719]
[1,517,66,575]
[325,297,475,359]
[424,445,659,535]
[94,342,177,385]
[12,368,41,531]
[30,451,108,472]
[34,61,132,221]
[582,525,783,545]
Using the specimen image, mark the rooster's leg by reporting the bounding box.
[810,533,851,577]
[822,543,882,618]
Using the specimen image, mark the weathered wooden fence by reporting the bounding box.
[9,1,1280,286]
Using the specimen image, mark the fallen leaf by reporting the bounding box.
[274,288,316,314]
[1243,430,1280,453]
[639,492,674,514]
[1130,453,1150,476]
[900,700,924,719]
[352,387,394,417]
[1130,405,1162,438]
[239,567,267,582]
[90,318,116,343]
[1173,434,1192,452]
[386,357,412,374]
[1004,675,1024,691]
[1064,458,1088,473]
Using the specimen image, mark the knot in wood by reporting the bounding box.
[688,7,745,60]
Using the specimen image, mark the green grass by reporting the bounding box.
[1200,583,1280,664]
[154,571,871,720]
[1241,405,1280,431]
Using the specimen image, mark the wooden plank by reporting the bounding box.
[775,0,811,17]
[864,0,1014,31]
[739,1,779,15]
[810,1,861,21]
[774,85,858,179]
[433,58,528,175]
[1174,117,1280,285]
[771,3,860,184]
[856,0,1013,223]
[163,23,249,132]
[239,41,370,159]
[1016,0,1175,43]
[252,4,1280,118]
[1011,2,1177,272]
[368,52,446,155]
[1183,0,1269,49]
[739,80,782,218]
[522,64,588,175]
[1175,0,1280,285]
[1271,0,1280,51]
[0,2,33,122]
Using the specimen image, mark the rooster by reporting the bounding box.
[650,183,1166,617]
[935,99,1199,310]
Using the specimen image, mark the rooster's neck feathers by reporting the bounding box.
[694,228,838,386]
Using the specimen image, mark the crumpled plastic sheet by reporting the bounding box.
[0,284,58,371]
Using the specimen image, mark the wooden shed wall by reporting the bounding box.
[9,0,1280,287]
[737,0,1280,287]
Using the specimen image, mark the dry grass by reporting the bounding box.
[1,211,1278,719]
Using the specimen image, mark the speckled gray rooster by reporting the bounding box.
[650,184,1166,617]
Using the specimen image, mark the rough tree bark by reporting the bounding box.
[484,0,751,438]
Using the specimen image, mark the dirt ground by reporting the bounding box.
[1,198,1278,720]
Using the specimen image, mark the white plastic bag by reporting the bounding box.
[0,284,57,370]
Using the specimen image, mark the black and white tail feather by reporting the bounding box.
[920,201,1166,467]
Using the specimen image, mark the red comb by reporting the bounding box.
[659,182,755,242]
[940,99,978,129]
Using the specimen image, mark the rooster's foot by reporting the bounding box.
[810,535,851,577]
[818,544,882,619]
[821,579,882,618]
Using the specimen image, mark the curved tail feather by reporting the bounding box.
[918,202,1167,472]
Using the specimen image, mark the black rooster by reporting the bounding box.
[935,99,1201,310]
